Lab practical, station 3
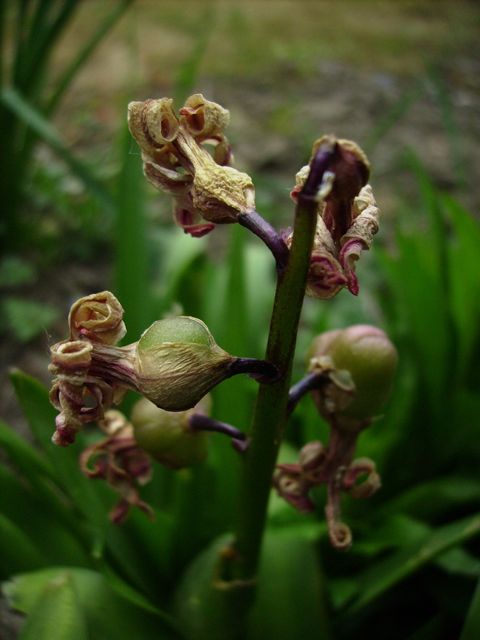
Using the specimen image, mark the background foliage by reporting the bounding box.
[1,1,479,638]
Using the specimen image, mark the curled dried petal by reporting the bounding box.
[179,93,230,139]
[343,457,382,498]
[172,192,216,238]
[328,521,352,551]
[69,291,126,344]
[128,98,179,157]
[143,159,192,196]
[49,340,92,372]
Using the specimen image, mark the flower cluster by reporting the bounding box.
[128,94,255,237]
[49,291,276,448]
[49,291,129,446]
[274,325,397,549]
[80,409,154,524]
[286,135,380,298]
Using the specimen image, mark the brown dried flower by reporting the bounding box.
[287,136,379,298]
[128,94,254,237]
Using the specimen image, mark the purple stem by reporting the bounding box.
[189,413,246,442]
[287,372,326,415]
[238,210,289,271]
[301,142,337,198]
[228,358,279,383]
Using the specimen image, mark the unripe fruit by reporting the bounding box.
[135,316,235,411]
[131,396,210,469]
[309,325,397,427]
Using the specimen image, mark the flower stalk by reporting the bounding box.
[226,142,336,582]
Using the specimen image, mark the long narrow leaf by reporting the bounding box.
[5,568,181,639]
[461,579,480,640]
[0,419,54,481]
[347,514,480,613]
[114,126,151,340]
[47,0,134,114]
[0,514,46,577]
[0,87,115,213]
[10,371,110,540]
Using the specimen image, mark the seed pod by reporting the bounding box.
[135,316,236,411]
[308,325,397,428]
[131,396,210,469]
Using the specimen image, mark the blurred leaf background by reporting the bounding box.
[1,1,480,638]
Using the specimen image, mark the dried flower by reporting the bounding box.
[287,136,379,298]
[128,94,254,237]
[49,292,271,446]
[80,410,153,524]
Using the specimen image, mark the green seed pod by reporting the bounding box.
[131,396,210,469]
[309,325,397,427]
[306,329,342,365]
[135,316,235,411]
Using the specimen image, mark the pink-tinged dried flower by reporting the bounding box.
[288,137,379,298]
[128,94,253,237]
[273,437,381,550]
[273,464,315,513]
[80,410,153,524]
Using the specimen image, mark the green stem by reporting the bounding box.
[230,144,335,581]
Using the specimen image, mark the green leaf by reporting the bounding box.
[18,574,88,640]
[0,419,54,482]
[347,513,480,613]
[114,125,151,340]
[10,371,109,539]
[1,297,58,342]
[0,465,89,572]
[4,567,180,640]
[461,579,480,640]
[248,529,331,640]
[173,534,245,640]
[435,547,480,579]
[174,531,331,640]
[46,1,133,113]
[173,4,214,104]
[0,514,46,577]
[0,256,36,286]
[382,476,480,521]
[0,87,114,214]
[443,195,480,379]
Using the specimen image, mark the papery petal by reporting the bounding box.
[179,93,230,139]
[68,291,126,344]
[128,98,179,156]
